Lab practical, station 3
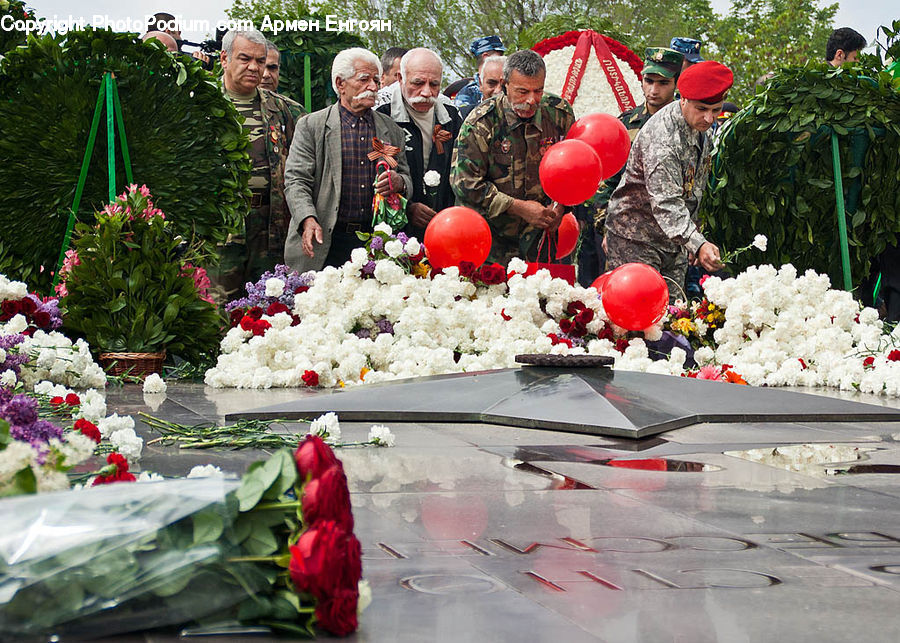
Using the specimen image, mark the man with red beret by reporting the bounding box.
[605,60,732,300]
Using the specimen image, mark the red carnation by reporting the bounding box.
[294,285,310,294]
[302,370,319,387]
[50,396,64,406]
[75,418,101,443]
[247,306,264,320]
[19,297,37,315]
[291,314,302,326]
[65,393,81,406]
[559,318,574,334]
[266,301,290,316]
[294,434,339,481]
[566,301,586,316]
[302,463,354,531]
[31,310,51,328]
[251,319,271,336]
[615,338,630,353]
[229,308,244,327]
[863,356,875,368]
[889,350,900,362]
[575,308,594,326]
[92,452,136,485]
[0,299,21,321]
[289,520,362,599]
[239,315,255,332]
[315,587,360,636]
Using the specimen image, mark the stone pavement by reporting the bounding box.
[99,379,900,642]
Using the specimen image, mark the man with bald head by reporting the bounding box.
[377,48,462,237]
[141,31,178,52]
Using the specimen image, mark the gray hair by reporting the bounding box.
[222,29,267,56]
[265,40,279,54]
[332,47,382,93]
[504,49,545,83]
[399,48,443,80]
[481,55,506,73]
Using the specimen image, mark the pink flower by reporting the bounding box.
[699,274,710,288]
[696,365,724,380]
[139,184,151,197]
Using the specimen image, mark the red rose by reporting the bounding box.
[863,356,875,368]
[566,301,585,316]
[889,350,900,362]
[302,464,354,531]
[19,297,37,315]
[65,393,81,406]
[476,263,506,285]
[289,520,362,598]
[247,306,264,320]
[266,301,290,316]
[229,308,244,327]
[50,396,64,406]
[575,308,594,325]
[558,318,574,334]
[315,587,359,636]
[31,311,51,328]
[294,434,338,480]
[75,418,101,443]
[457,261,477,278]
[0,299,22,320]
[302,370,319,387]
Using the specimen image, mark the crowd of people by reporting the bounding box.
[139,20,890,316]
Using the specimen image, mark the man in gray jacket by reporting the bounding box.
[284,47,411,272]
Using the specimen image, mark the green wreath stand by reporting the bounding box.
[53,71,134,289]
[0,29,251,293]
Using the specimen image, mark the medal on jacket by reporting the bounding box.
[270,126,279,153]
[500,139,511,154]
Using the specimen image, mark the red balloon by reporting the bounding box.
[566,113,631,180]
[601,263,669,330]
[555,212,579,259]
[423,206,492,270]
[539,139,603,206]
[590,269,615,294]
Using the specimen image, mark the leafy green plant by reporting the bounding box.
[60,186,223,363]
[700,60,900,290]
[0,0,30,53]
[0,28,250,293]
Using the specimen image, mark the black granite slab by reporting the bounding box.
[227,367,900,439]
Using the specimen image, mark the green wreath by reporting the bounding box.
[0,28,251,293]
[700,63,900,290]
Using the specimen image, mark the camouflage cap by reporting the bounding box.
[643,47,684,78]
[670,37,704,63]
[470,35,506,57]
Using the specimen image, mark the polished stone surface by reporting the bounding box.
[85,377,900,641]
[227,367,900,438]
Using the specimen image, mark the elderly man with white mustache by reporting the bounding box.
[376,48,463,238]
[284,47,412,272]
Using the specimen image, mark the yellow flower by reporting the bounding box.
[411,262,430,278]
[360,367,370,380]
[672,318,696,335]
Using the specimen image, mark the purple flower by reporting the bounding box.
[0,334,25,350]
[396,232,409,244]
[375,318,395,335]
[11,419,63,448]
[370,236,384,252]
[355,328,372,340]
[361,261,376,276]
[225,265,315,312]
[1,394,38,427]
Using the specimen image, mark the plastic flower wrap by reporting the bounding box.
[0,438,366,638]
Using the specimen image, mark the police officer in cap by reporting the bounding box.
[670,37,704,71]
[454,36,506,112]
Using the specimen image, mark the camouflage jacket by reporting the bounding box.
[606,100,711,254]
[451,93,575,260]
[592,103,654,227]
[224,86,306,249]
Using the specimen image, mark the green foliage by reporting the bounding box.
[700,62,900,290]
[0,419,38,497]
[228,0,365,110]
[709,0,838,106]
[0,28,250,293]
[517,14,634,51]
[61,187,223,362]
[0,0,29,54]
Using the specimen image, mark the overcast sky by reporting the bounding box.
[22,1,899,50]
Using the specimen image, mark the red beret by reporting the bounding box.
[677,61,734,104]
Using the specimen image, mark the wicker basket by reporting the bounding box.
[98,351,166,378]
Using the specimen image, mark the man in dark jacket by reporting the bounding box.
[377,48,462,239]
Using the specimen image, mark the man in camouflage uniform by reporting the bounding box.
[454,36,506,113]
[210,29,305,303]
[605,61,731,300]
[452,49,575,264]
[580,47,684,286]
